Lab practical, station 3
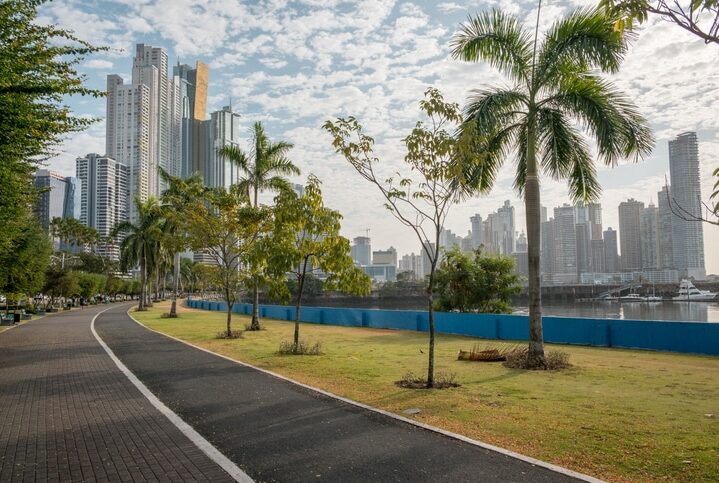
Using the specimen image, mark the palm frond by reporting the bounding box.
[219,144,250,174]
[567,147,601,203]
[463,88,528,130]
[536,8,632,87]
[546,72,653,165]
[451,9,533,84]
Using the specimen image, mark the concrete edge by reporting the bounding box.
[92,305,253,483]
[127,306,604,483]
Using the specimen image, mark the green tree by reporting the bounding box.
[0,221,52,304]
[112,198,164,311]
[158,168,206,316]
[451,8,653,367]
[324,88,471,387]
[0,1,104,271]
[266,176,370,353]
[219,122,300,330]
[434,247,521,313]
[599,0,719,45]
[76,272,106,300]
[185,187,272,337]
[43,269,80,308]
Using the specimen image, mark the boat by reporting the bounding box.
[672,279,718,301]
[644,295,663,303]
[619,293,644,302]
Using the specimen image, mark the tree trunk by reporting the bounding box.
[293,273,306,354]
[426,273,435,388]
[139,259,146,311]
[226,302,233,337]
[170,252,180,317]
[525,113,545,367]
[250,281,261,330]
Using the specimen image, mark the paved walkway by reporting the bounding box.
[95,305,584,483]
[0,304,233,482]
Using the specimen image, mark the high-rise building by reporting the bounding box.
[603,228,620,273]
[75,153,128,260]
[552,204,577,282]
[372,247,397,266]
[657,185,674,269]
[494,200,515,255]
[32,170,81,236]
[618,198,644,271]
[398,253,423,280]
[203,106,242,189]
[513,231,528,277]
[640,203,659,269]
[132,44,182,194]
[590,239,605,273]
[470,214,483,249]
[106,74,152,223]
[668,132,706,279]
[350,236,371,266]
[540,218,554,276]
[174,61,209,179]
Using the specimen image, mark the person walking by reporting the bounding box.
[79,296,85,310]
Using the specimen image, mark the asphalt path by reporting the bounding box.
[95,303,588,483]
[0,304,233,482]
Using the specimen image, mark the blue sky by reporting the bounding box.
[39,0,719,273]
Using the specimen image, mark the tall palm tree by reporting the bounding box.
[112,197,164,311]
[219,121,300,330]
[451,7,653,366]
[159,168,206,317]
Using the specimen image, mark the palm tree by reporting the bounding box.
[112,198,164,311]
[159,168,206,317]
[219,121,300,330]
[451,7,653,366]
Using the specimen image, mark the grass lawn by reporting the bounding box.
[133,301,719,482]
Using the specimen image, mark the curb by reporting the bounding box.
[127,306,604,483]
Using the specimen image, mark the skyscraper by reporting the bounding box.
[603,228,619,272]
[618,199,644,271]
[32,170,81,236]
[174,61,209,179]
[470,214,483,249]
[106,74,152,223]
[203,106,242,189]
[76,153,128,260]
[494,200,515,255]
[552,204,577,282]
[668,132,706,279]
[657,185,674,269]
[603,228,620,273]
[640,203,659,269]
[350,236,371,266]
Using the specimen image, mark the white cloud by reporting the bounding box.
[43,0,719,273]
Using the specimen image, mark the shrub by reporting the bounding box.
[396,370,460,389]
[278,339,323,355]
[215,329,244,339]
[504,349,571,370]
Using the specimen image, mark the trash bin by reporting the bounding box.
[13,313,20,323]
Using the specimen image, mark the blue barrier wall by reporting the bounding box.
[185,299,719,356]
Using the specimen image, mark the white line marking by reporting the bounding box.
[91,305,253,483]
[127,306,604,483]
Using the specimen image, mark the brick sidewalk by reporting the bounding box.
[0,304,234,482]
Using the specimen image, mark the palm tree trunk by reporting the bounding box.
[170,252,180,317]
[525,119,545,367]
[139,259,146,311]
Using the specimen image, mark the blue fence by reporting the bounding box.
[186,299,719,356]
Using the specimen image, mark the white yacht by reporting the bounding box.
[673,280,718,302]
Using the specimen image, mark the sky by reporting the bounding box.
[38,0,719,274]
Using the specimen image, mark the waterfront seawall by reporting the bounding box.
[187,299,719,356]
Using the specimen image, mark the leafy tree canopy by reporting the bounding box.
[434,247,521,314]
[0,0,105,260]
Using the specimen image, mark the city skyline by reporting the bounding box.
[37,0,719,273]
